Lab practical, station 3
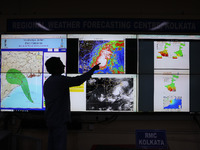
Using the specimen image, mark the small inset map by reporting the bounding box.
[163,96,182,109]
[165,75,179,92]
[156,42,185,59]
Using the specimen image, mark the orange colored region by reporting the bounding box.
[111,70,124,74]
[117,70,123,74]
[159,52,168,57]
[167,86,176,92]
[115,42,124,50]
[115,42,124,47]
[159,49,168,57]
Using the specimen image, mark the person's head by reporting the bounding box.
[45,57,65,75]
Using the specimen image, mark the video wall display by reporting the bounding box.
[1,34,200,112]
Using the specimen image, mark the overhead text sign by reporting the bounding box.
[7,18,200,33]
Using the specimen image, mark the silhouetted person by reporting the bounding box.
[43,57,100,150]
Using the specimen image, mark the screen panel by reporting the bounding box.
[0,34,67,112]
[154,70,189,112]
[154,41,189,70]
[69,74,137,112]
[68,34,137,74]
[138,34,200,112]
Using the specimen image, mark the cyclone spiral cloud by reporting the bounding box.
[79,40,125,74]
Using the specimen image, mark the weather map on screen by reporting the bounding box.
[67,34,137,74]
[86,74,137,112]
[163,96,182,109]
[1,51,43,109]
[154,70,189,112]
[165,75,179,92]
[137,34,192,112]
[0,34,67,111]
[68,74,137,112]
[79,40,125,74]
[154,41,189,69]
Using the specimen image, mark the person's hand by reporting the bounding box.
[92,63,101,71]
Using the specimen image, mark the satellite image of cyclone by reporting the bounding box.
[86,77,134,111]
[79,40,125,74]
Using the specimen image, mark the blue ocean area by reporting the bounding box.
[1,75,43,110]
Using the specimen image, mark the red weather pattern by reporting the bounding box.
[90,41,124,73]
[159,50,168,57]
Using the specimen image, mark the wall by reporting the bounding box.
[0,112,200,150]
[1,0,200,33]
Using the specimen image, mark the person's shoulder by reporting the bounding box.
[57,75,69,82]
[45,75,66,81]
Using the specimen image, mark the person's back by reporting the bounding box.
[44,75,70,127]
[43,57,100,150]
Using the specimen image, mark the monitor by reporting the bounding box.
[69,74,137,112]
[67,34,137,74]
[138,34,200,112]
[0,34,67,112]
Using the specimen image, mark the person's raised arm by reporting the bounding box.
[67,63,100,87]
[90,63,101,74]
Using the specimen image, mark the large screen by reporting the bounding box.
[138,34,200,112]
[67,34,137,74]
[154,70,189,112]
[0,34,67,111]
[69,74,137,112]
